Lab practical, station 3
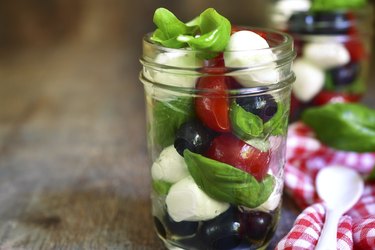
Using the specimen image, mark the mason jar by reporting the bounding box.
[281,6,373,120]
[140,27,295,250]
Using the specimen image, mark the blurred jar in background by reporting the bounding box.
[268,0,374,121]
[268,0,311,31]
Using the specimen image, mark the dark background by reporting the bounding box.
[0,0,373,93]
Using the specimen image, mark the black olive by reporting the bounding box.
[288,11,351,35]
[330,62,360,87]
[174,119,216,156]
[236,94,278,122]
[239,210,273,241]
[164,213,199,237]
[198,207,254,250]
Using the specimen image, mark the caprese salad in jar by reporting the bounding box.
[141,8,294,249]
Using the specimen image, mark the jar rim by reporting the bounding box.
[143,26,293,53]
[139,71,295,96]
[141,27,296,73]
[142,27,294,53]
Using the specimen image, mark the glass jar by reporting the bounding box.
[140,28,295,250]
[267,0,312,31]
[268,1,373,120]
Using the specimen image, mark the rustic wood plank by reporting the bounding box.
[0,45,164,249]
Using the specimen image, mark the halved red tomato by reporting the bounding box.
[345,39,367,62]
[312,91,362,106]
[195,76,231,132]
[205,134,271,181]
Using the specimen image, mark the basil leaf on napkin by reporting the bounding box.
[153,98,195,149]
[302,103,375,152]
[230,101,264,140]
[184,150,275,208]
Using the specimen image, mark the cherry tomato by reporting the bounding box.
[346,12,358,36]
[205,134,271,181]
[195,76,231,132]
[202,53,242,88]
[312,91,362,106]
[293,37,305,57]
[203,53,226,74]
[231,25,242,34]
[231,26,268,40]
[345,39,366,62]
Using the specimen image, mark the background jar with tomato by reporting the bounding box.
[277,2,374,120]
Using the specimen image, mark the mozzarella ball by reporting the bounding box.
[166,176,230,222]
[225,30,270,51]
[151,145,190,184]
[144,51,203,100]
[292,59,325,102]
[224,30,279,86]
[303,42,350,70]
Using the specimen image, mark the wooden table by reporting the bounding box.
[0,42,373,250]
[0,3,374,248]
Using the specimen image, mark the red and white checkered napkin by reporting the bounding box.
[276,122,375,250]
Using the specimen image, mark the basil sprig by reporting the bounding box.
[151,8,198,48]
[302,103,375,152]
[183,150,275,208]
[230,101,288,140]
[151,8,231,56]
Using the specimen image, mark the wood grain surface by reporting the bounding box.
[0,1,374,249]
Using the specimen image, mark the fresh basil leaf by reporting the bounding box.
[311,0,367,11]
[152,180,172,195]
[256,175,276,205]
[150,8,231,57]
[230,101,264,140]
[302,103,375,152]
[151,8,198,48]
[153,8,186,39]
[342,78,366,94]
[152,29,186,49]
[264,102,288,137]
[325,71,365,94]
[184,150,275,208]
[366,165,375,182]
[186,8,231,52]
[153,98,195,149]
[323,72,335,91]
